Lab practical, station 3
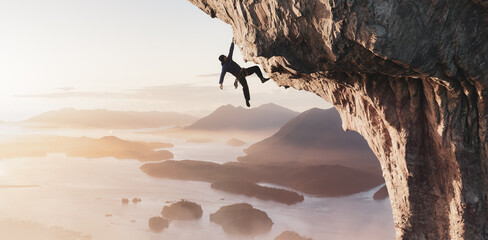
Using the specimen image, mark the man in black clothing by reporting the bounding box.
[218,40,269,107]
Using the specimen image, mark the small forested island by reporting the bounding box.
[161,200,203,220]
[226,138,245,147]
[148,217,169,233]
[210,203,273,236]
[275,231,313,240]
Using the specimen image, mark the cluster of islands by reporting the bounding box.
[146,199,310,239]
[0,103,390,239]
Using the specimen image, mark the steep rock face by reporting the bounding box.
[188,0,488,239]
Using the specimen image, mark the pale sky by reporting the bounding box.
[0,0,332,121]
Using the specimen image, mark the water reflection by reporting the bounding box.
[0,127,395,240]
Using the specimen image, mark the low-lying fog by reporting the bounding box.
[0,126,395,240]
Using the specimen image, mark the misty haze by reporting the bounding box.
[4,0,458,239]
[0,104,394,240]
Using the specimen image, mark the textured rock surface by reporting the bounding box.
[188,0,488,239]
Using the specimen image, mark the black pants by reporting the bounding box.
[242,66,264,79]
[237,66,265,101]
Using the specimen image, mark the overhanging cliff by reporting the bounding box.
[187,0,488,239]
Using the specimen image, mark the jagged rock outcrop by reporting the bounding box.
[188,0,488,239]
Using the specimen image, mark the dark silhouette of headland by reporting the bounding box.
[211,181,304,205]
[141,160,384,197]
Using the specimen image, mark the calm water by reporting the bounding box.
[0,124,395,240]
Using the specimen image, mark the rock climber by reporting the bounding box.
[218,39,270,107]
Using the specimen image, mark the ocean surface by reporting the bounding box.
[0,124,395,240]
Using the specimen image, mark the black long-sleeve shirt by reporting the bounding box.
[219,42,242,84]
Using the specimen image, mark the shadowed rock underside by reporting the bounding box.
[187,0,488,239]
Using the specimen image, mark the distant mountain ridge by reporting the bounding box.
[23,108,196,129]
[239,107,381,173]
[0,135,173,162]
[185,103,299,131]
